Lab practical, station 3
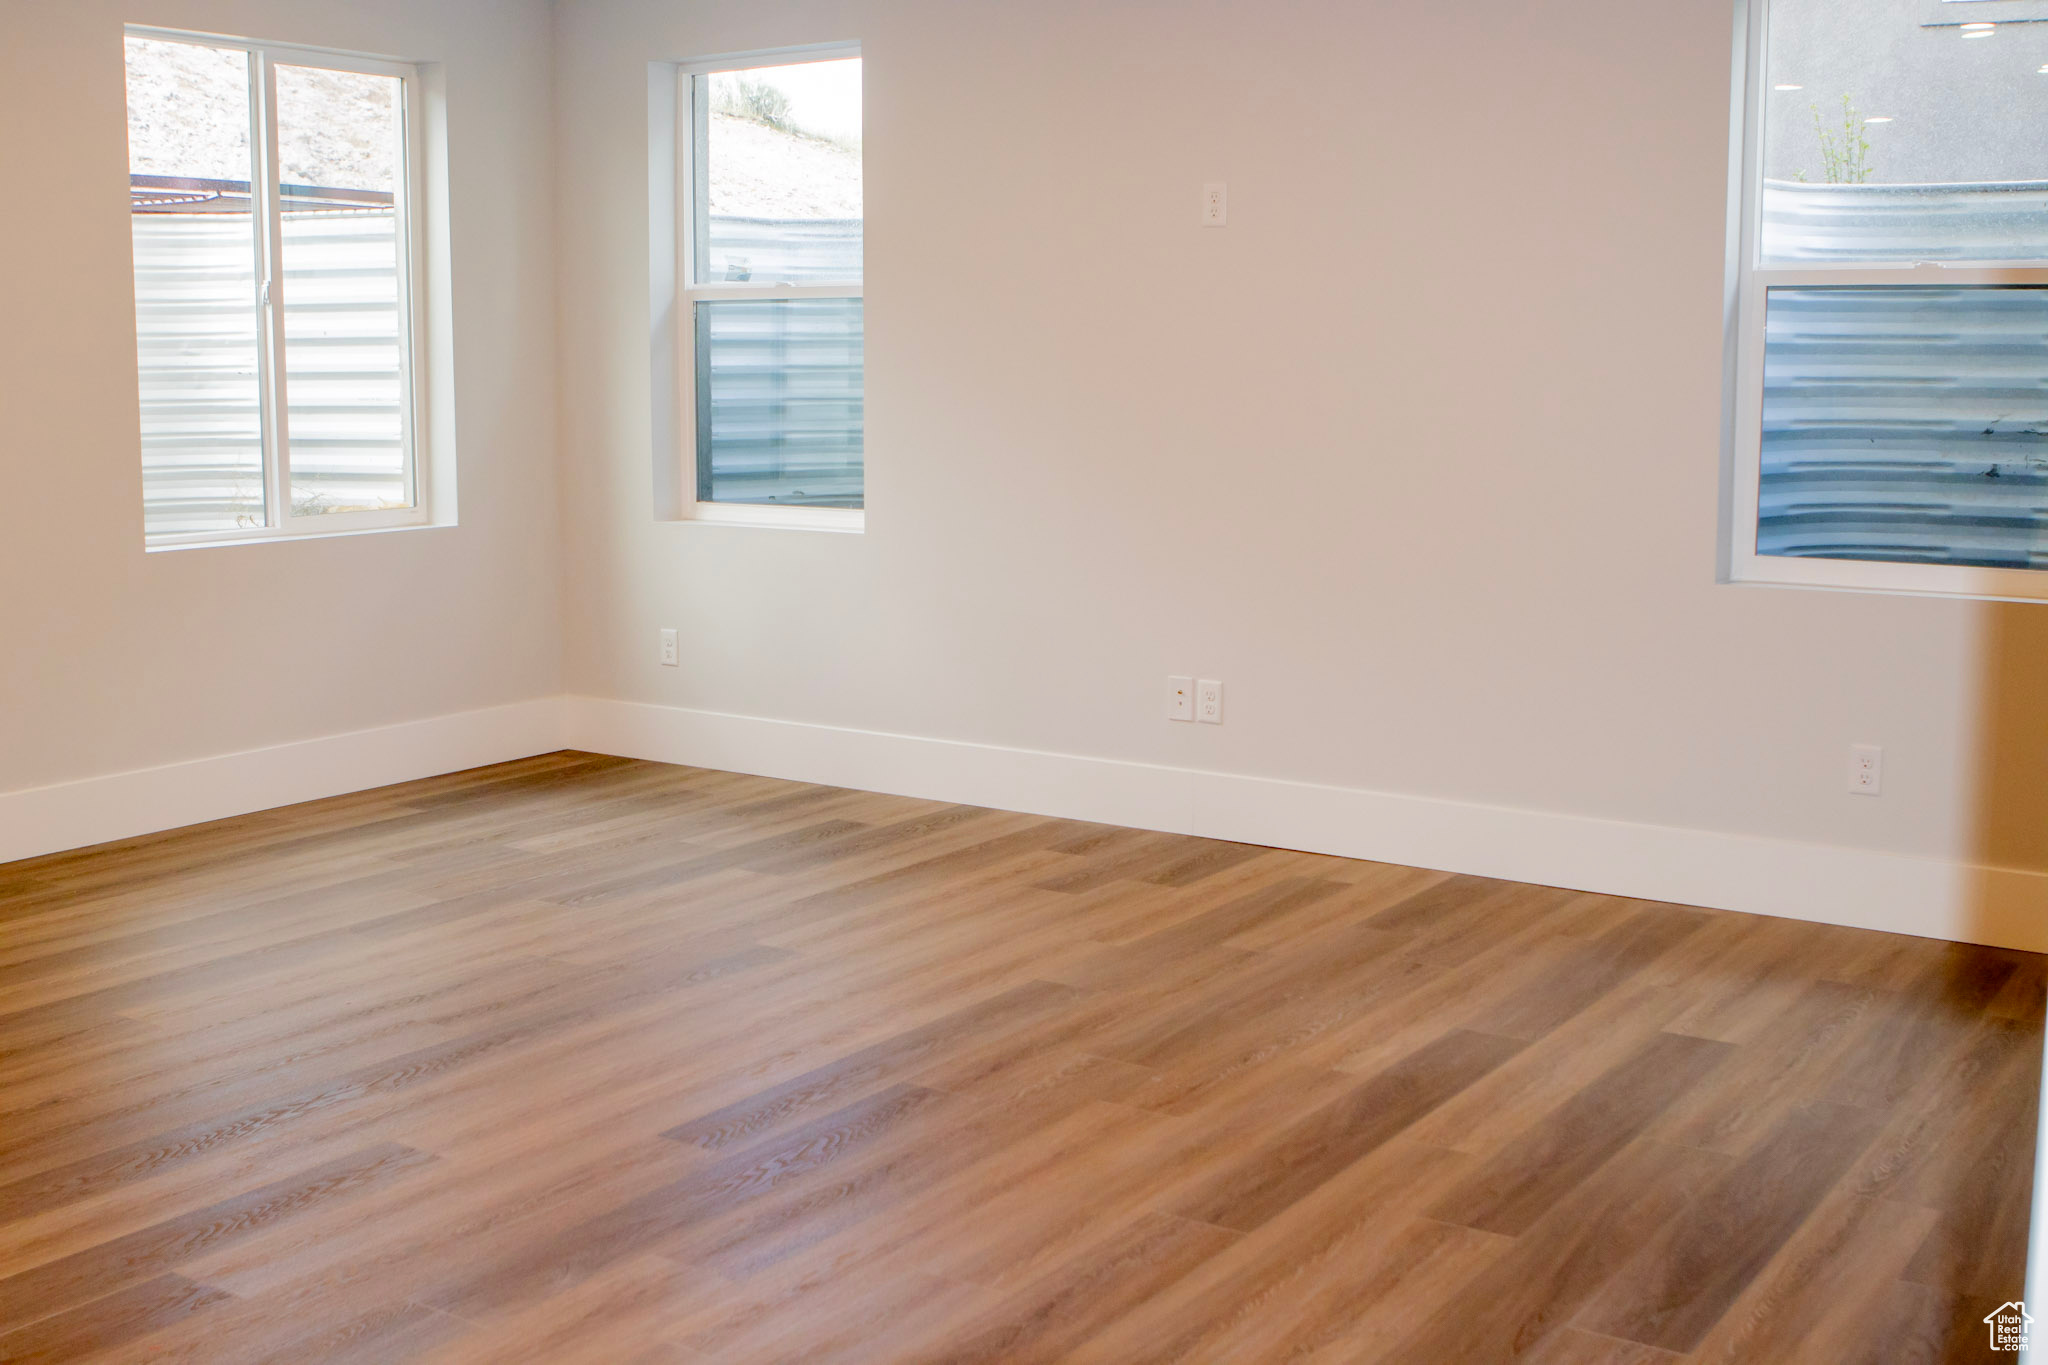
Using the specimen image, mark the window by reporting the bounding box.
[125,29,426,545]
[676,50,863,529]
[1727,0,2048,599]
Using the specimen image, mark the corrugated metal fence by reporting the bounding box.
[132,179,404,536]
[697,216,864,507]
[1763,180,2048,264]
[703,216,860,284]
[1757,182,2048,569]
[132,210,266,535]
[141,187,2042,553]
[1759,285,2048,567]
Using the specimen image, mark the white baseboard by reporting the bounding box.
[9,693,2039,953]
[565,695,2048,953]
[0,697,568,866]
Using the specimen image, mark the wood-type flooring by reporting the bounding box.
[0,752,2037,1362]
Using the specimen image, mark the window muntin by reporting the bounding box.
[124,30,423,544]
[683,53,863,514]
[1729,1,2048,594]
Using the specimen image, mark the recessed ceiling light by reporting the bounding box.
[1865,115,1895,123]
[1962,22,1996,36]
[2039,63,2048,73]
[1774,83,1804,90]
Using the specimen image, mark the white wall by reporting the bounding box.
[553,0,2048,947]
[0,0,563,805]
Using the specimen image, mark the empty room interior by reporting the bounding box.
[7,0,2048,1360]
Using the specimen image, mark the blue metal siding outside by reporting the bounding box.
[702,216,861,284]
[280,211,408,514]
[1762,180,2048,263]
[696,295,864,508]
[1758,286,2048,567]
[133,205,404,535]
[131,212,267,534]
[695,216,864,508]
[1755,182,2048,569]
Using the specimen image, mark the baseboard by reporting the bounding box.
[565,695,2048,953]
[10,693,2040,952]
[0,697,568,865]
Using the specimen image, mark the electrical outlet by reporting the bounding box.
[1201,182,1227,227]
[1848,743,1882,795]
[1196,678,1224,724]
[1167,676,1194,722]
[659,628,679,667]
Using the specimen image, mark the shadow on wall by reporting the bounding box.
[1915,604,2047,1359]
[1964,604,2048,949]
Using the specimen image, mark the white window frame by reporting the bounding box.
[672,43,864,534]
[129,26,431,549]
[1723,0,2048,601]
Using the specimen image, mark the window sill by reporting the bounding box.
[1726,550,2048,604]
[145,517,445,553]
[679,502,864,534]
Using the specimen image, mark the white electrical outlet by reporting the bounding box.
[1201,182,1227,227]
[1196,678,1224,724]
[1167,676,1194,722]
[659,628,679,667]
[1848,743,1882,795]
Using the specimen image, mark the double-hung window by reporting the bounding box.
[125,29,427,545]
[1727,0,2048,598]
[675,50,864,529]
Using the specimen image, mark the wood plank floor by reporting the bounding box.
[0,751,2038,1363]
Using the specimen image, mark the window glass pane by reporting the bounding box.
[695,299,864,507]
[699,59,861,284]
[1761,1,2048,262]
[275,63,411,516]
[126,36,267,535]
[1757,286,2048,567]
